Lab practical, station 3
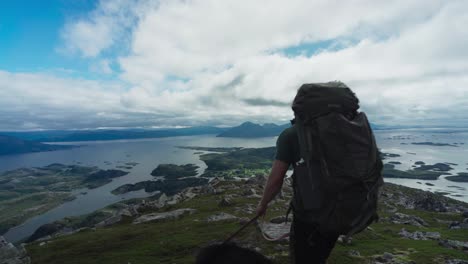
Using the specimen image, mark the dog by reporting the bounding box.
[196,242,273,264]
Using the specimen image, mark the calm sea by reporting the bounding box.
[1,130,467,242]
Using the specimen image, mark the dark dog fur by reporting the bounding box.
[196,243,272,264]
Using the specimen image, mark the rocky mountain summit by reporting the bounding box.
[17,175,468,263]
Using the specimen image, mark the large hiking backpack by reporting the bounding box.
[290,81,383,237]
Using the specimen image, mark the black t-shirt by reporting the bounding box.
[275,125,301,166]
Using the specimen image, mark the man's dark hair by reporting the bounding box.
[195,243,272,264]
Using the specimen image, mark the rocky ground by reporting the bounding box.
[3,175,468,264]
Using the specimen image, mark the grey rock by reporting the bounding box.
[0,236,29,264]
[449,221,468,229]
[348,250,360,257]
[445,259,468,264]
[398,228,440,240]
[414,194,448,212]
[390,212,429,227]
[337,235,353,244]
[434,218,453,225]
[438,239,468,251]
[238,217,250,225]
[385,205,398,213]
[245,174,267,186]
[218,197,233,207]
[207,212,238,222]
[119,209,133,217]
[95,214,122,228]
[200,185,217,194]
[157,193,168,205]
[133,208,196,224]
[243,188,257,196]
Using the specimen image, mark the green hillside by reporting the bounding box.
[25,179,468,264]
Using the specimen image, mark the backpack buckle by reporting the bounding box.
[295,158,305,167]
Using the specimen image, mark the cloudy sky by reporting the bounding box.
[1,0,467,131]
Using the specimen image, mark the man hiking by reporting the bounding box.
[257,82,383,264]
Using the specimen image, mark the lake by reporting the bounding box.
[1,129,467,242]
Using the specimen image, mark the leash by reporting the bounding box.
[260,224,290,242]
[261,205,292,241]
[223,215,259,244]
[223,214,291,243]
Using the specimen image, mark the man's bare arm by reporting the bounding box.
[256,159,290,216]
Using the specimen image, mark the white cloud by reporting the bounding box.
[90,59,114,74]
[2,0,468,130]
[59,0,145,58]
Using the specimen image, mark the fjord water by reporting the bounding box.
[0,135,276,242]
[1,130,467,243]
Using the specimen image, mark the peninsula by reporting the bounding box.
[0,164,128,234]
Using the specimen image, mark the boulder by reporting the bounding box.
[218,196,233,207]
[200,185,217,195]
[445,259,468,264]
[95,214,122,228]
[206,212,238,222]
[245,174,267,186]
[377,252,394,262]
[119,209,133,217]
[449,221,468,230]
[398,228,440,240]
[243,188,257,196]
[438,239,468,251]
[133,208,196,224]
[337,235,353,244]
[238,217,250,225]
[414,194,448,212]
[0,236,30,264]
[389,212,429,227]
[157,193,168,205]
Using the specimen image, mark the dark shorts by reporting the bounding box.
[289,219,339,264]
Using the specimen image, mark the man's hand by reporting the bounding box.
[256,201,268,217]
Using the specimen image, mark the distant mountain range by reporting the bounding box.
[0,121,403,156]
[216,122,290,138]
[0,123,289,155]
[1,126,228,142]
[0,135,73,156]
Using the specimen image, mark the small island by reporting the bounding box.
[111,177,208,195]
[199,147,275,178]
[383,163,447,180]
[413,163,453,172]
[83,169,129,189]
[177,146,242,152]
[151,164,199,178]
[411,142,458,147]
[445,172,468,182]
[380,152,401,160]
